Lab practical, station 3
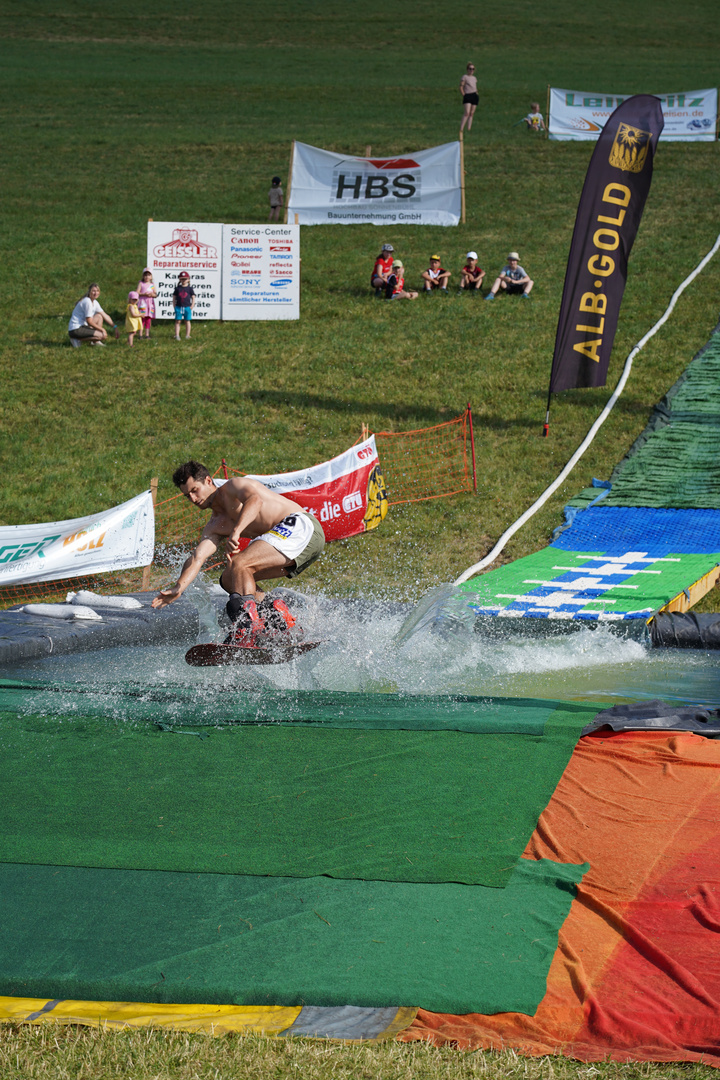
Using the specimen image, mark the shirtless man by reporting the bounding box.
[459,63,478,133]
[152,461,325,642]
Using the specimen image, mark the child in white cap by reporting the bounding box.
[459,251,485,292]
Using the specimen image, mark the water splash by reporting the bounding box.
[4,589,719,711]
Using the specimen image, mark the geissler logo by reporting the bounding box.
[331,157,421,203]
[153,227,218,259]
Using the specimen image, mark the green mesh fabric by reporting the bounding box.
[0,704,593,887]
[606,332,720,508]
[0,858,587,1015]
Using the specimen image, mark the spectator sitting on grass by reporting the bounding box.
[485,252,533,299]
[459,251,485,292]
[371,243,396,297]
[67,283,117,347]
[523,103,545,132]
[388,261,418,301]
[422,255,451,293]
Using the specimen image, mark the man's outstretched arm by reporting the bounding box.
[152,535,219,608]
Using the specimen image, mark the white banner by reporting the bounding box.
[221,224,300,320]
[0,491,155,586]
[287,141,462,226]
[549,88,718,141]
[146,221,223,319]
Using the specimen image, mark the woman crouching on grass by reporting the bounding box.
[67,283,117,347]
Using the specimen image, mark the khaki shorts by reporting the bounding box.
[285,512,325,578]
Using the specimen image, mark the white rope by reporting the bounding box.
[453,232,720,587]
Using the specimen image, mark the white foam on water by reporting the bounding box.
[4,590,719,710]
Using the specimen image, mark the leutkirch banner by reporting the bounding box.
[549,95,664,393]
[287,141,462,226]
[549,87,716,141]
[0,491,155,586]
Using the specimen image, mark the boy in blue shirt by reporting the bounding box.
[173,272,195,339]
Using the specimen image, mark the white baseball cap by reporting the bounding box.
[466,250,478,260]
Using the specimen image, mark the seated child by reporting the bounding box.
[388,260,418,300]
[459,251,485,291]
[422,255,451,292]
[485,251,534,299]
[372,244,395,296]
[523,103,545,131]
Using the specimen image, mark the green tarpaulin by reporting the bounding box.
[0,704,593,887]
[0,858,587,1016]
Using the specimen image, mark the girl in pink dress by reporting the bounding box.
[136,268,158,338]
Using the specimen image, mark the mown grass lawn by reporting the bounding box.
[2,0,720,1070]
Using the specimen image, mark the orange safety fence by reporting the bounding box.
[0,410,476,610]
[374,405,476,506]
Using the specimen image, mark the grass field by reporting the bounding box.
[2,1,720,1073]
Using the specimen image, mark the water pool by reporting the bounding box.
[2,594,719,711]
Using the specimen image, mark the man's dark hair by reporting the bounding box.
[172,461,211,488]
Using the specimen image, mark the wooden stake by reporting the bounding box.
[284,139,296,225]
[361,423,369,441]
[141,477,158,591]
[546,84,551,139]
[365,145,371,157]
[459,134,466,224]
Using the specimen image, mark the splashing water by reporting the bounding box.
[4,588,719,711]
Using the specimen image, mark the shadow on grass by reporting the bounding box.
[246,389,454,423]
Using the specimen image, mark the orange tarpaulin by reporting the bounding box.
[400,731,720,1065]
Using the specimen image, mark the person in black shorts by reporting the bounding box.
[459,63,479,133]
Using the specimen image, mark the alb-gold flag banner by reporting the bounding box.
[548,96,664,394]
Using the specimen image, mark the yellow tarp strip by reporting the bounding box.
[0,997,300,1036]
[0,998,418,1041]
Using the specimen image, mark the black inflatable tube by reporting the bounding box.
[650,611,720,649]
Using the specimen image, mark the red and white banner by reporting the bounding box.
[223,437,388,542]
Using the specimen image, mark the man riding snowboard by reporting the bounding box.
[152,461,325,643]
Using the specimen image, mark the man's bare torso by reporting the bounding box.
[203,477,304,543]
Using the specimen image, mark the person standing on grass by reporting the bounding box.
[173,271,195,339]
[459,62,479,133]
[268,176,284,222]
[485,252,534,299]
[151,461,325,646]
[67,283,117,347]
[125,291,143,347]
[136,268,157,338]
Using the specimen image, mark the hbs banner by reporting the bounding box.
[549,96,664,394]
[287,141,462,226]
